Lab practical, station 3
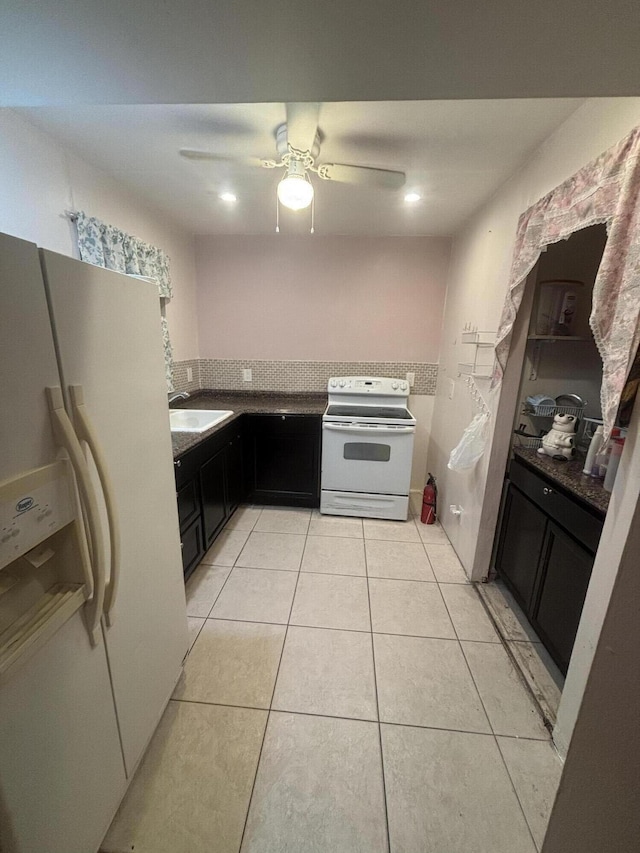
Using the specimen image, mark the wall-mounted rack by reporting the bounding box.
[461,330,495,346]
[458,328,495,379]
[527,335,590,342]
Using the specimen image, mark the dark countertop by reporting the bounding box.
[171,390,327,458]
[513,447,610,516]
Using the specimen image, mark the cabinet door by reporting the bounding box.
[532,522,595,675]
[176,478,199,529]
[226,429,245,512]
[249,415,321,507]
[200,448,227,545]
[496,483,547,611]
[181,515,204,580]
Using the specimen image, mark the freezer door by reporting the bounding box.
[40,249,188,776]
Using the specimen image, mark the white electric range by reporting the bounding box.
[320,377,416,520]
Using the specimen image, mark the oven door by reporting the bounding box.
[321,422,415,495]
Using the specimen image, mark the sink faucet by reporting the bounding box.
[168,391,190,404]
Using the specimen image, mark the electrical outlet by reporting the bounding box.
[406,371,415,387]
[242,368,252,382]
[186,367,193,382]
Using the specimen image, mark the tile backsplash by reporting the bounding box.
[171,359,201,394]
[173,359,437,395]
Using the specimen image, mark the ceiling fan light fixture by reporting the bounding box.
[277,174,314,211]
[277,157,314,211]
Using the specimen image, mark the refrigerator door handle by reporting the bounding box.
[69,385,121,627]
[46,386,105,645]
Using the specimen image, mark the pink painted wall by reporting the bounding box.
[195,235,450,362]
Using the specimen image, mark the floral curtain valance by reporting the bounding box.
[74,210,175,391]
[493,126,640,442]
[74,211,173,299]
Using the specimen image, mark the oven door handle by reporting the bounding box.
[323,423,415,436]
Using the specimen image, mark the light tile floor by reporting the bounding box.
[102,505,562,853]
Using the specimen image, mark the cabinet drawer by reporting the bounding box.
[509,458,603,553]
[176,479,199,529]
[248,414,321,436]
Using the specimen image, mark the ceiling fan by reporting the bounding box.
[179,103,406,216]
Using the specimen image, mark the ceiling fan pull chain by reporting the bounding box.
[310,191,315,234]
[275,193,280,233]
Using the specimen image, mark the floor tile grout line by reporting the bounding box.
[199,615,502,644]
[363,531,393,853]
[494,733,544,852]
[169,697,551,740]
[195,565,470,583]
[237,526,305,853]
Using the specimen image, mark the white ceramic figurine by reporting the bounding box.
[537,413,578,460]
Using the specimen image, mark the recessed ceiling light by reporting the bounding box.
[219,192,237,203]
[404,192,421,203]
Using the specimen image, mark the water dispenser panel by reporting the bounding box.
[0,461,76,571]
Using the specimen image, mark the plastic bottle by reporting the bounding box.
[583,425,603,475]
[604,438,625,492]
[592,441,611,479]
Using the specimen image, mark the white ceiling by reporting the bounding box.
[20,100,584,236]
[2,1,640,104]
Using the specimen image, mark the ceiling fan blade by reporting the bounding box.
[285,103,320,154]
[179,149,272,168]
[318,163,406,189]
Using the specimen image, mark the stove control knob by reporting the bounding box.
[330,379,338,388]
[400,381,408,391]
[339,380,346,388]
[391,381,399,390]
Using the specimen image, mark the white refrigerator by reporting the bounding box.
[0,232,188,853]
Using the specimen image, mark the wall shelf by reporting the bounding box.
[461,330,495,346]
[458,362,493,379]
[527,335,590,341]
[459,329,495,378]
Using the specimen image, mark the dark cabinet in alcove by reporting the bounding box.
[495,457,604,675]
[497,485,547,611]
[535,521,595,674]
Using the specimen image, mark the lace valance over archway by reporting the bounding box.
[493,126,640,441]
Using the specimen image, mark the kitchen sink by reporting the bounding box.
[169,409,234,433]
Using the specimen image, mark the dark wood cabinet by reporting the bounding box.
[534,522,595,674]
[497,485,547,611]
[495,457,604,675]
[180,514,204,579]
[174,418,248,579]
[226,428,244,513]
[200,447,227,546]
[173,410,321,579]
[246,414,321,507]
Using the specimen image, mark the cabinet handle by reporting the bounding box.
[174,459,182,468]
[543,487,554,495]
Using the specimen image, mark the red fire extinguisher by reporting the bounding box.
[421,473,437,525]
